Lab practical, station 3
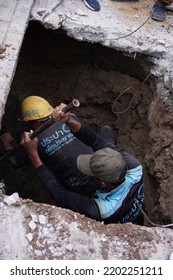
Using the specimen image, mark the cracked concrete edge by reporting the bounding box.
[0,0,35,127]
[31,0,173,56]
[0,193,173,260]
[30,0,173,93]
[1,0,173,127]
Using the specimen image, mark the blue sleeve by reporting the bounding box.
[74,124,141,170]
[35,164,101,221]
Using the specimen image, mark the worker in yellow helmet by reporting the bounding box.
[0,96,53,150]
[20,106,144,225]
[21,96,53,121]
[0,95,114,196]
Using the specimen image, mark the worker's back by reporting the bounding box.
[37,118,97,196]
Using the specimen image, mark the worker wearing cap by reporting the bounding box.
[0,96,114,196]
[21,106,144,225]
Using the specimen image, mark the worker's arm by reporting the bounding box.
[20,131,101,221]
[0,94,29,149]
[20,131,42,168]
[0,132,14,150]
[74,125,142,170]
[52,106,81,133]
[36,164,101,220]
[53,109,141,170]
[0,132,30,169]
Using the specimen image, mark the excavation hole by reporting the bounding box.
[0,21,164,226]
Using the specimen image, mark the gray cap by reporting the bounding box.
[77,147,126,183]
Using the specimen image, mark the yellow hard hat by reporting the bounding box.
[21,96,53,121]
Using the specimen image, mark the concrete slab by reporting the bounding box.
[0,0,34,126]
[30,0,173,93]
[0,193,173,260]
[31,0,173,56]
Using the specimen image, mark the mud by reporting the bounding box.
[0,21,172,226]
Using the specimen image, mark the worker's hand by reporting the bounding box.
[0,132,14,150]
[52,103,70,123]
[20,131,42,168]
[54,103,67,112]
[20,131,38,154]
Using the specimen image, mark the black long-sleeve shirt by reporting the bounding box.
[6,116,99,196]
